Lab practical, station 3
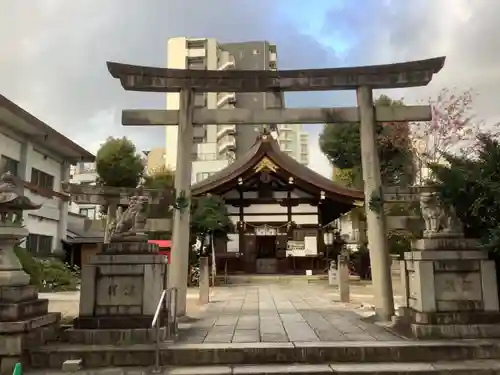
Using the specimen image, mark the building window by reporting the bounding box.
[196,172,213,182]
[301,145,308,153]
[0,155,19,176]
[31,168,54,190]
[186,39,206,49]
[27,234,53,256]
[79,207,96,219]
[186,56,206,70]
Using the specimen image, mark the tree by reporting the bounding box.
[191,194,233,285]
[411,88,479,183]
[141,166,175,241]
[332,166,363,189]
[320,95,416,187]
[96,137,144,188]
[430,133,500,249]
[143,166,175,189]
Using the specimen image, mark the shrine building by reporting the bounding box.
[191,131,364,275]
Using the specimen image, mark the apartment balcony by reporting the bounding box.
[192,153,218,161]
[218,135,236,155]
[217,92,236,108]
[217,124,236,140]
[187,48,206,58]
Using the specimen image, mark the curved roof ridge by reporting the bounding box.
[265,140,364,200]
[192,131,364,202]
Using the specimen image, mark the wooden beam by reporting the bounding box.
[122,105,431,126]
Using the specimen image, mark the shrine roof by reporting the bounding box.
[191,131,364,204]
[0,94,94,162]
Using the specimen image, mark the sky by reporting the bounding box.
[1,0,499,178]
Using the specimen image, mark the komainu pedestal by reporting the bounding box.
[0,173,60,374]
[68,195,169,345]
[398,191,500,339]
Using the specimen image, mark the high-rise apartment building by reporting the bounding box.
[69,162,100,219]
[165,37,309,183]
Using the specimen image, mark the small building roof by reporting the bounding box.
[0,94,95,162]
[66,221,104,245]
[192,131,364,205]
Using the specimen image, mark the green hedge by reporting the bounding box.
[14,247,80,292]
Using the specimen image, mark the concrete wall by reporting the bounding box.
[165,37,222,170]
[69,162,100,219]
[221,41,282,159]
[0,124,70,253]
[81,243,99,267]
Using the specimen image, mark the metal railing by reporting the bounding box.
[151,287,178,373]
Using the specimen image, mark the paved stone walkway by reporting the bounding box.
[178,285,401,344]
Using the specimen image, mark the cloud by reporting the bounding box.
[1,0,499,179]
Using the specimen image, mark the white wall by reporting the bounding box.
[24,214,58,250]
[0,126,70,253]
[227,203,318,225]
[165,37,235,171]
[32,149,62,189]
[192,159,230,183]
[0,132,22,161]
[68,162,100,218]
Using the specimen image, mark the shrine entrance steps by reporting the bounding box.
[26,341,500,373]
[26,286,500,373]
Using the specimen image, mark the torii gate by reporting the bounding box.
[107,56,445,320]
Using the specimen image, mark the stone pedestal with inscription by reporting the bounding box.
[398,237,500,339]
[67,239,169,345]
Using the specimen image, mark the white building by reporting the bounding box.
[0,94,94,255]
[278,125,309,165]
[165,37,309,184]
[69,162,100,219]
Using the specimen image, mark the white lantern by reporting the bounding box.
[323,232,334,245]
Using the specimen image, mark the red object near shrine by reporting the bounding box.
[148,240,171,264]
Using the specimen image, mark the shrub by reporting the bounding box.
[14,247,80,292]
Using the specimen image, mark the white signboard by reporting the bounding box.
[287,241,305,251]
[286,240,318,257]
[304,236,318,255]
[227,234,239,253]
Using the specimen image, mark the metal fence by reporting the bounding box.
[152,287,178,372]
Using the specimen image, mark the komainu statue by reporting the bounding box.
[106,195,149,241]
[0,172,41,226]
[420,191,463,238]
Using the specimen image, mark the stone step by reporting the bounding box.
[28,340,500,369]
[24,360,500,374]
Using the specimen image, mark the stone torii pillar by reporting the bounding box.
[357,86,393,320]
[168,89,195,316]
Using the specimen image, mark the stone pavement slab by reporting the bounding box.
[177,285,401,344]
